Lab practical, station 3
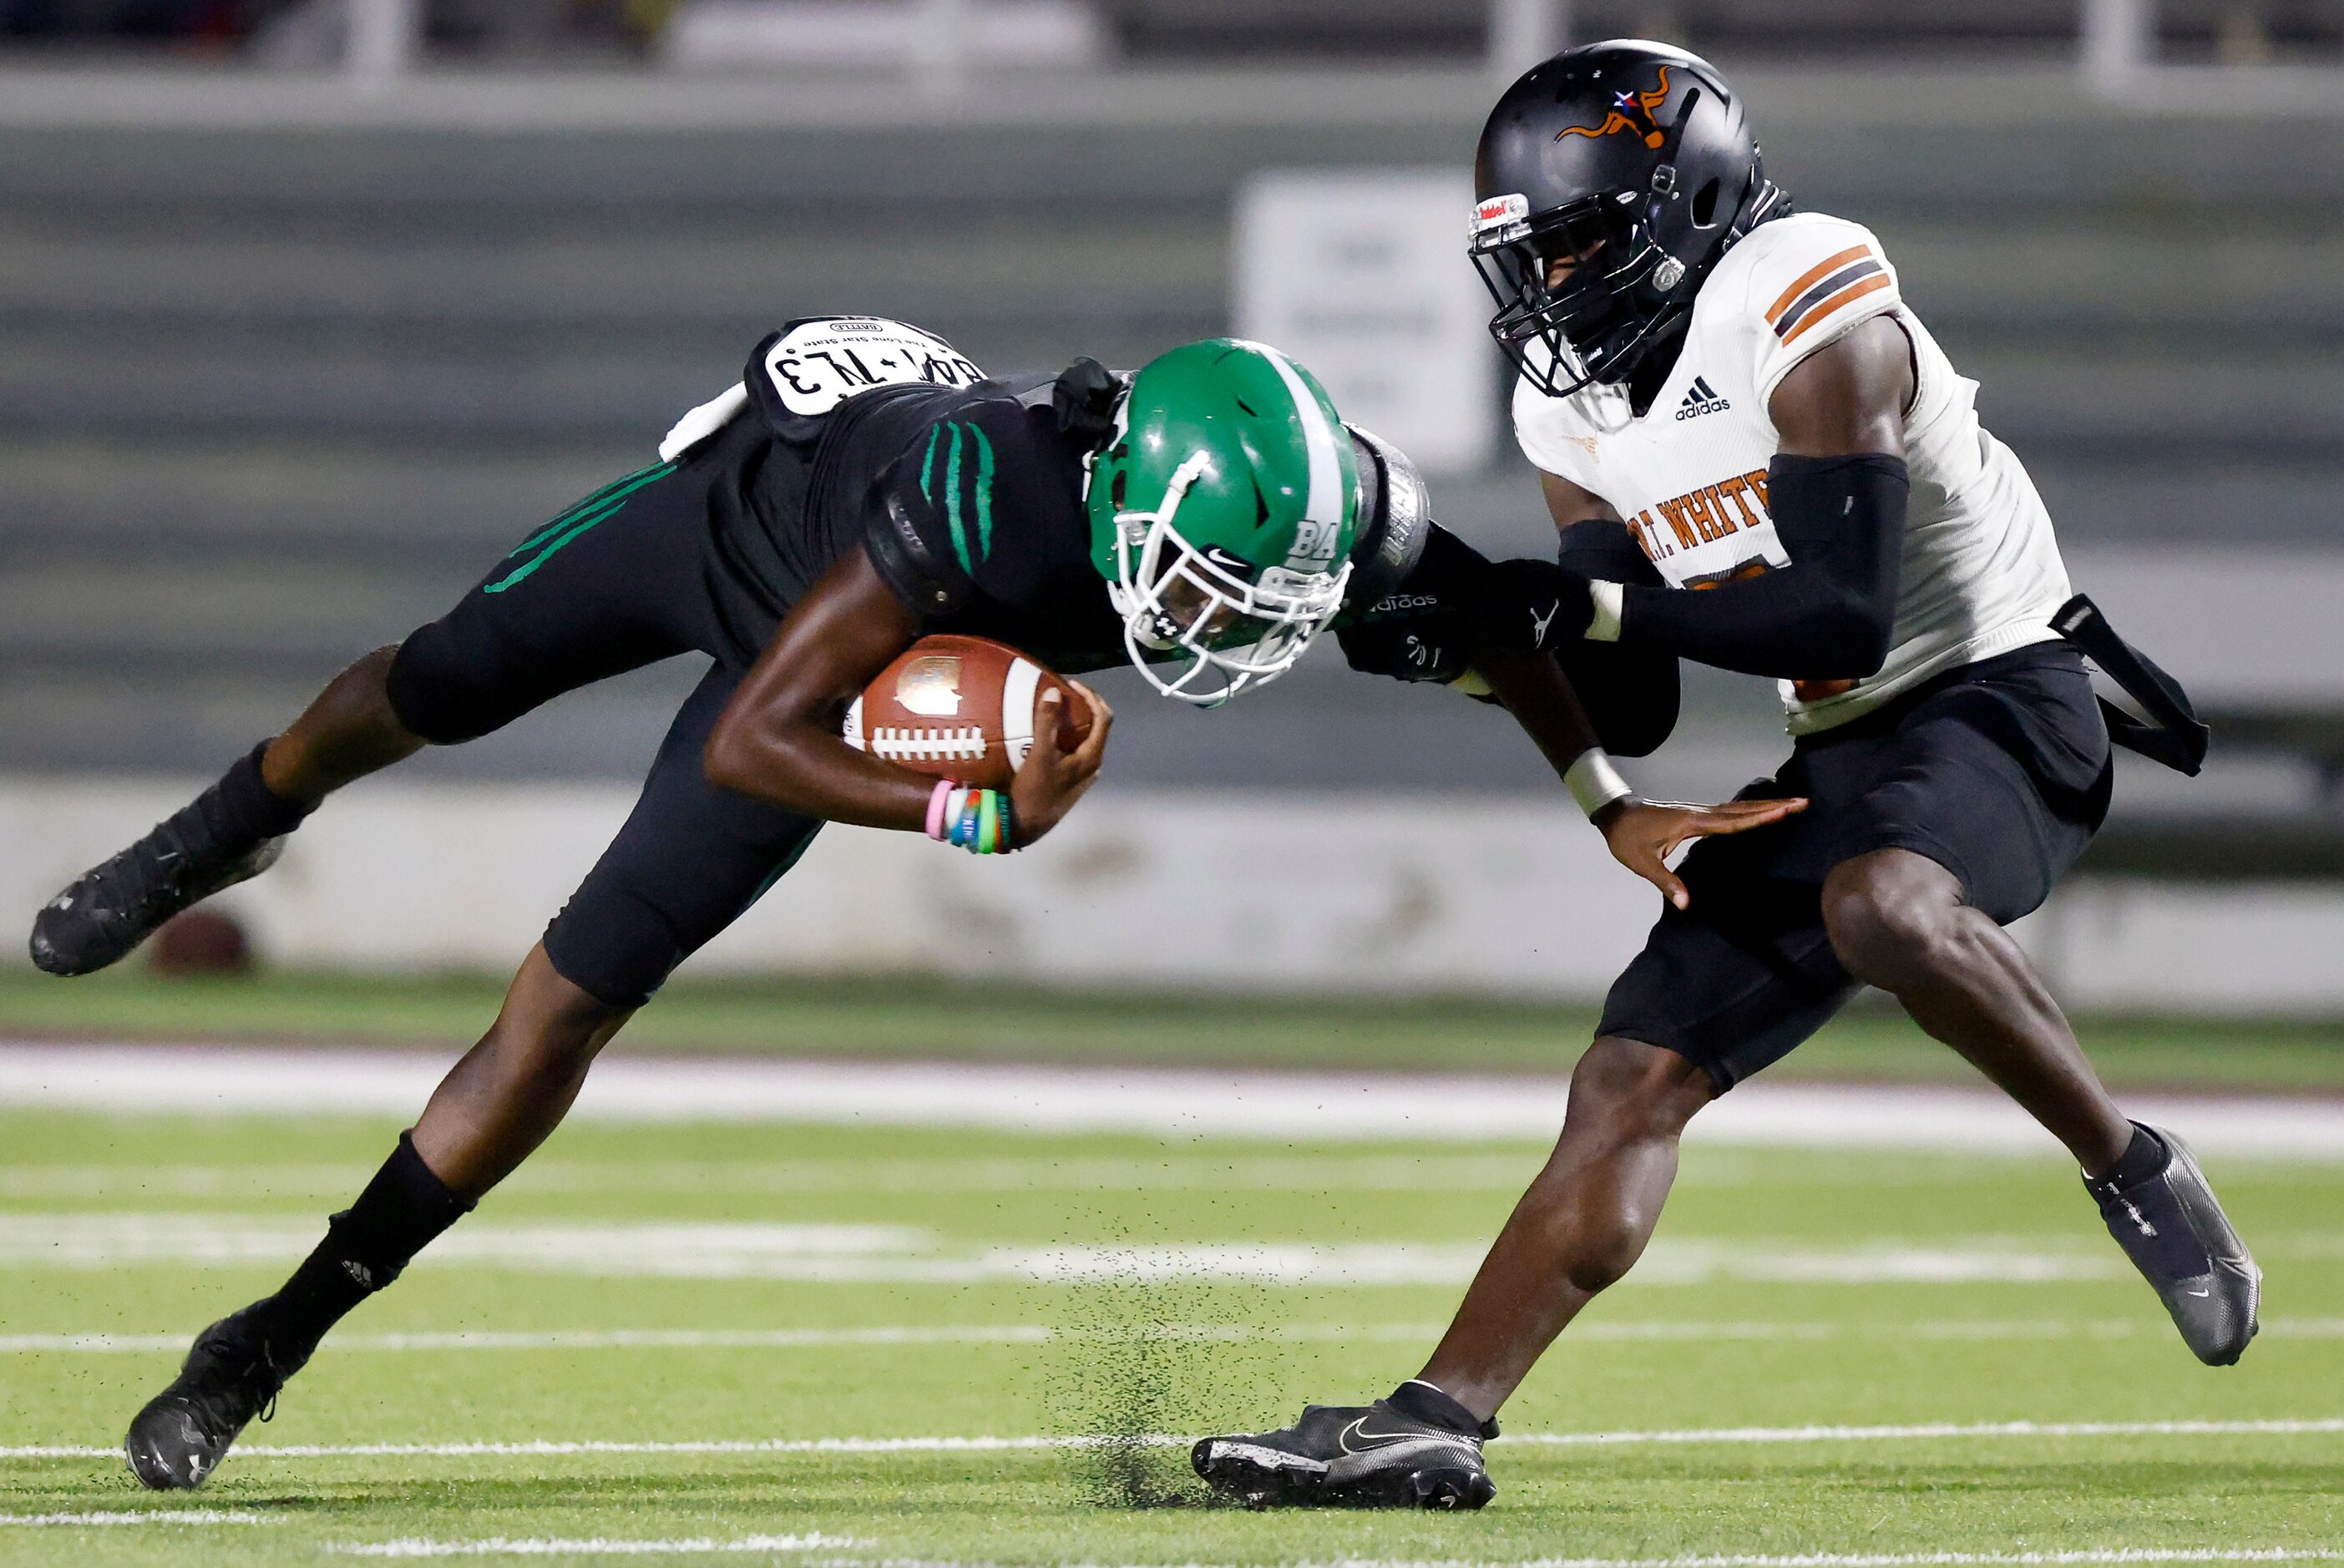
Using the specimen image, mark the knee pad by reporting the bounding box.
[539,903,673,1013]
[384,625,524,746]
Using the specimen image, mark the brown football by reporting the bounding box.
[843,635,1091,790]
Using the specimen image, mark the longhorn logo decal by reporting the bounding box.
[1557,64,1672,149]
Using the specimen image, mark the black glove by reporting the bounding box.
[1338,614,1472,685]
[1474,558,1596,656]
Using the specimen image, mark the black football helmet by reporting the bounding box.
[1471,39,1790,399]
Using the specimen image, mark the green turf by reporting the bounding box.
[3,964,2341,1091]
[0,1108,2338,1564]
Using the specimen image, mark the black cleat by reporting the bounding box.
[1193,1399,1495,1510]
[29,787,283,977]
[2087,1124,2260,1367]
[124,1305,301,1491]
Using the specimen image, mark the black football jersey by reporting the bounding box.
[694,317,1480,675]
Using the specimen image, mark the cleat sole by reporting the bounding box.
[1407,1465,1496,1511]
[1192,1439,1491,1511]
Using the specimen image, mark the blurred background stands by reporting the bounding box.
[1,0,2341,875]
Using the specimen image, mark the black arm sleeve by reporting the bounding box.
[1554,519,1679,757]
[1617,453,1908,680]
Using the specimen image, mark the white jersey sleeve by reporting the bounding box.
[1739,215,1902,402]
[1510,371,1607,492]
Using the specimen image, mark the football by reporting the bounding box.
[843,634,1091,790]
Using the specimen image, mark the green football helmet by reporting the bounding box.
[1086,338,1361,706]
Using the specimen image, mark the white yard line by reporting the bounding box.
[0,1509,271,1526]
[1,1044,2338,1156]
[829,1546,2344,1555]
[332,1534,853,1558]
[849,1555,2344,1568]
[6,1416,2342,1464]
[0,1154,1578,1199]
[6,1317,2341,1357]
[1506,1418,2344,1446]
[0,1325,1055,1354]
[1481,1557,2344,1568]
[0,1214,2134,1287]
[224,1548,2344,1567]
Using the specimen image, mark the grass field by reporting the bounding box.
[0,1093,2339,1565]
[3,966,2341,1092]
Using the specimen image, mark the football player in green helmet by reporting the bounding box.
[1087,338,1361,705]
[38,319,1796,1494]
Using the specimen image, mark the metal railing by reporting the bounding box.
[320,0,2331,100]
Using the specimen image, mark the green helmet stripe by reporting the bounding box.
[970,422,996,559]
[942,424,973,574]
[919,426,943,504]
[1245,341,1344,527]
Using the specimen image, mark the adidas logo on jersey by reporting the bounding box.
[1675,377,1729,421]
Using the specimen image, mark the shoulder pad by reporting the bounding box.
[1343,423,1433,599]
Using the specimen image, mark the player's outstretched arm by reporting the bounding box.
[1476,649,1803,910]
[1491,318,1916,680]
[704,550,1108,842]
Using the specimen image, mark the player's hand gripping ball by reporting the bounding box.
[843,635,1093,791]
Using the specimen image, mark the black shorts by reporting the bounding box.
[1597,644,2114,1090]
[382,448,822,1009]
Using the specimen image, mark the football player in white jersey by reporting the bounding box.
[1195,40,2256,1512]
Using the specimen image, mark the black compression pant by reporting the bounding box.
[384,455,821,1009]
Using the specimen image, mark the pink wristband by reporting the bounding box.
[925,779,955,841]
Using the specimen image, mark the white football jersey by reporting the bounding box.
[1512,211,2072,735]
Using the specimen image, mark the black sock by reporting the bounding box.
[1386,1378,1497,1439]
[249,1132,473,1369]
[208,741,313,842]
[2098,1123,2169,1190]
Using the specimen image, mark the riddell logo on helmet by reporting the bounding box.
[1557,65,1673,150]
[1473,193,1529,235]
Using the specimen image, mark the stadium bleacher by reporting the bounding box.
[9,2,2344,60]
[3,11,2341,918]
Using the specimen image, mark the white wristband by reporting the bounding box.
[1587,579,1626,643]
[1565,748,1634,819]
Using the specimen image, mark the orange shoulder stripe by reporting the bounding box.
[1764,244,1872,327]
[1780,272,1895,345]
